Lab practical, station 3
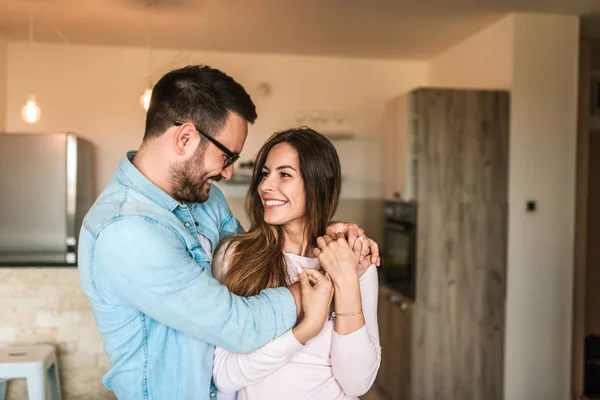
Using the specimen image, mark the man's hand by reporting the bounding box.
[325,221,380,266]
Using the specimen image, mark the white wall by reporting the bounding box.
[0,37,7,131]
[506,14,578,400]
[429,15,513,89]
[5,42,428,199]
[428,13,579,400]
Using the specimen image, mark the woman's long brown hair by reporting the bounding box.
[217,127,342,297]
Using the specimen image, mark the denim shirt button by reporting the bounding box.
[210,392,216,398]
[184,222,190,228]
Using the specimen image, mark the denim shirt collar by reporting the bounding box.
[116,151,183,212]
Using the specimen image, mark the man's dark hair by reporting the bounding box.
[144,65,257,140]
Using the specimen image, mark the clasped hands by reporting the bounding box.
[289,230,375,344]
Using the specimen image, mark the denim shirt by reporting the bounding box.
[78,151,296,400]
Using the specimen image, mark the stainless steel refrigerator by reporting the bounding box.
[0,132,95,266]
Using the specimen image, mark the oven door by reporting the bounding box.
[381,221,416,299]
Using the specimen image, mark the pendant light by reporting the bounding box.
[140,87,152,111]
[21,95,41,123]
[140,0,153,111]
[21,9,41,124]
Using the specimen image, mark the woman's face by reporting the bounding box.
[258,143,306,227]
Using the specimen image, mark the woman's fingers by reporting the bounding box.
[302,268,325,284]
[316,236,328,250]
[297,267,310,291]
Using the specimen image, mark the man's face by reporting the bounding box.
[170,112,248,203]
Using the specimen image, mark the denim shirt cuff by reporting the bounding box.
[261,287,297,337]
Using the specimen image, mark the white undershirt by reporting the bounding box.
[197,234,213,261]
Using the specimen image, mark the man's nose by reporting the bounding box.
[221,165,234,180]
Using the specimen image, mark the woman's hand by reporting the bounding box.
[314,233,362,287]
[314,234,366,335]
[292,268,334,344]
[325,222,380,266]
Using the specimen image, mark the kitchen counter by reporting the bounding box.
[0,267,114,399]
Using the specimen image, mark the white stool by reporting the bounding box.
[0,345,62,400]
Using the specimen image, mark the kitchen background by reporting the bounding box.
[0,1,600,399]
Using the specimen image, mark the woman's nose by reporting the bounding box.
[259,176,275,192]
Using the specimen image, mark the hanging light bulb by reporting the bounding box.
[21,95,41,124]
[140,87,152,111]
[22,11,41,124]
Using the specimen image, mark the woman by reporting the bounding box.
[212,127,380,399]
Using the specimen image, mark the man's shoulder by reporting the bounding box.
[82,179,179,237]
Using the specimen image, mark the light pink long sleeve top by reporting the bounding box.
[212,249,381,400]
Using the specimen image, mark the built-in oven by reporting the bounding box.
[381,201,417,300]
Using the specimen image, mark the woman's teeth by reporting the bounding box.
[265,200,286,207]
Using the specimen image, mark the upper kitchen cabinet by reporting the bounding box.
[383,89,509,203]
[382,93,418,202]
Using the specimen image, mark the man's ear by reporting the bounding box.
[173,123,199,156]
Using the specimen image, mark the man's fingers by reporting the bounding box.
[335,232,345,241]
[359,234,371,258]
[313,247,322,258]
[367,238,380,265]
[347,225,364,249]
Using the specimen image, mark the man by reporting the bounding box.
[78,65,379,399]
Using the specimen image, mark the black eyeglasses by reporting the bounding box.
[174,121,240,169]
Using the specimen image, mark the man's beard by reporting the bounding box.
[170,147,219,203]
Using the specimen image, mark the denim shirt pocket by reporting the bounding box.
[218,214,242,242]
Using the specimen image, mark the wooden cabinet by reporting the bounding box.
[381,88,509,400]
[376,286,412,400]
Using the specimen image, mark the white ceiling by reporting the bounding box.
[0,0,599,59]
